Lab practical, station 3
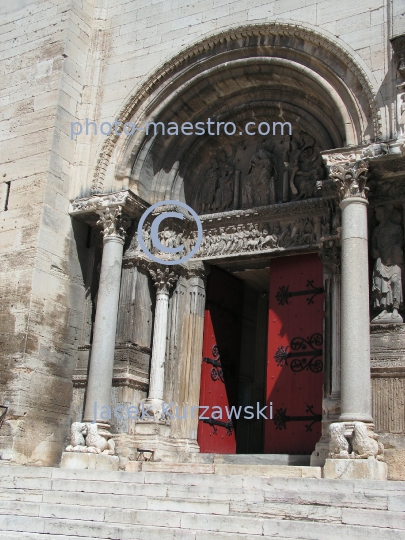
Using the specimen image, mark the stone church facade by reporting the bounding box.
[1,0,405,480]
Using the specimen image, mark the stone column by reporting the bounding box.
[329,161,373,424]
[83,206,130,424]
[143,266,179,418]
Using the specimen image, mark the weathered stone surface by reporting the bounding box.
[0,466,404,539]
[323,457,388,480]
[384,449,405,481]
[0,0,404,486]
[60,452,119,471]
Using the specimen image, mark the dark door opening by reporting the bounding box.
[197,265,268,454]
[197,255,324,455]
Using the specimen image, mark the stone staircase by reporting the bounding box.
[0,463,404,539]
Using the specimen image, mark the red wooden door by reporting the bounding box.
[197,267,243,453]
[265,254,324,454]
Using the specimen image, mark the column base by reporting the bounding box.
[323,457,387,480]
[60,452,119,471]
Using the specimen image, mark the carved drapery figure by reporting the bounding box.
[398,90,405,139]
[212,162,235,212]
[371,205,404,323]
[200,163,220,213]
[242,145,277,208]
[195,132,324,214]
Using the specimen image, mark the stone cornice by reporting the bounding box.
[69,190,149,226]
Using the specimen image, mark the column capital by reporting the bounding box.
[96,205,130,242]
[329,159,370,202]
[149,265,179,294]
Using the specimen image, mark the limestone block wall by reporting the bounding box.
[0,0,98,465]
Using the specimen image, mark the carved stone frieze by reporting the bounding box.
[368,174,405,203]
[193,198,332,260]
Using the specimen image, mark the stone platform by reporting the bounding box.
[0,465,404,539]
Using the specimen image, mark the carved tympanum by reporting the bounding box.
[195,132,326,214]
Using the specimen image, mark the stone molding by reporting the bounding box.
[69,190,148,225]
[91,22,379,194]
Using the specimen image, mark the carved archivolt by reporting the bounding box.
[91,22,379,196]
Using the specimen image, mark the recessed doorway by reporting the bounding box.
[197,253,324,456]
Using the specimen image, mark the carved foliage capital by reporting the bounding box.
[96,206,130,241]
[149,266,179,294]
[329,160,369,201]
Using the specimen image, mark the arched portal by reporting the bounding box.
[74,23,381,463]
[93,22,379,204]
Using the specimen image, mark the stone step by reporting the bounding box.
[0,512,402,540]
[2,498,395,527]
[129,461,321,478]
[3,464,405,491]
[1,484,401,515]
[1,465,404,539]
[188,453,311,466]
[2,466,405,497]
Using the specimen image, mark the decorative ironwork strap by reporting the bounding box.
[276,280,324,306]
[273,405,322,432]
[202,344,225,382]
[274,333,323,373]
[202,417,233,435]
[203,357,224,382]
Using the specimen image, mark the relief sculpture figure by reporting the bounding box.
[371,205,404,323]
[242,145,277,208]
[212,163,234,212]
[200,164,220,214]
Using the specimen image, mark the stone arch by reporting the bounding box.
[92,22,381,207]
